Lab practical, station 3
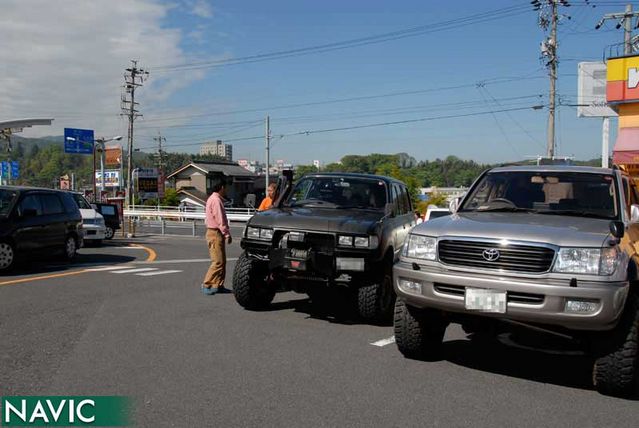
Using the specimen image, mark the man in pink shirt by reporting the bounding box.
[202,179,232,295]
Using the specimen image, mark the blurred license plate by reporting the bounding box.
[464,288,507,313]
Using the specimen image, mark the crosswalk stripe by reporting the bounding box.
[135,270,183,277]
[110,268,158,274]
[85,266,135,272]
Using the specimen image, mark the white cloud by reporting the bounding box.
[0,0,204,139]
[189,0,213,18]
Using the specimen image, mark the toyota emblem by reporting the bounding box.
[482,248,500,262]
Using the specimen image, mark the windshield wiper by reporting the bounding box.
[470,207,536,213]
[535,209,614,220]
[291,198,337,207]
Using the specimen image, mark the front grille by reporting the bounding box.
[433,283,545,305]
[275,231,335,253]
[438,239,555,273]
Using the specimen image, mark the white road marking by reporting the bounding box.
[134,257,239,265]
[85,266,136,272]
[111,268,158,274]
[136,270,183,277]
[371,336,396,347]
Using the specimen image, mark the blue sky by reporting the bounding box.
[5,0,635,165]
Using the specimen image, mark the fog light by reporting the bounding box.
[336,257,365,271]
[565,299,599,314]
[398,278,422,294]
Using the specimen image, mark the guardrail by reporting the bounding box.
[124,205,255,222]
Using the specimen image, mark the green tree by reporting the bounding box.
[162,188,180,206]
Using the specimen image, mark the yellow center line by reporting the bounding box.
[0,243,158,287]
[130,244,157,262]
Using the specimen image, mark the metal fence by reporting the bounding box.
[124,205,255,222]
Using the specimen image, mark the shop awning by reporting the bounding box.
[612,127,639,164]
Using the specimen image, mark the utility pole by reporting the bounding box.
[153,132,166,171]
[121,60,149,209]
[596,4,639,55]
[265,115,271,192]
[534,0,570,160]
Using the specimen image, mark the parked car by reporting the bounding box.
[393,165,639,397]
[424,207,451,221]
[69,192,106,245]
[0,186,83,271]
[92,203,120,239]
[234,172,416,322]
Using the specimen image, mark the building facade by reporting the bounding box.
[200,140,233,162]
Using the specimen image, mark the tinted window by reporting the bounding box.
[61,193,80,213]
[0,189,17,217]
[41,194,64,215]
[71,193,92,209]
[287,176,387,209]
[400,186,411,214]
[100,205,116,216]
[428,211,450,220]
[19,195,43,216]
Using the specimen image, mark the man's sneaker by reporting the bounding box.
[201,285,217,295]
[216,286,231,294]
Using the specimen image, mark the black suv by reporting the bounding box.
[0,186,83,272]
[233,172,416,322]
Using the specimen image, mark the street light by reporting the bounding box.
[66,135,122,201]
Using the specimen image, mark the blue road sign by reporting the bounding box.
[1,162,8,177]
[64,128,95,154]
[10,161,19,179]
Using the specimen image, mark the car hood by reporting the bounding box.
[413,212,611,247]
[249,207,384,234]
[80,209,103,220]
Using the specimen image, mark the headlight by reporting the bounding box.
[259,228,274,240]
[354,237,369,248]
[553,247,620,275]
[246,227,273,240]
[287,231,305,242]
[338,236,353,246]
[403,234,437,260]
[247,227,260,239]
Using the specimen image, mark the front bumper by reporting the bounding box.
[393,261,629,331]
[82,225,106,240]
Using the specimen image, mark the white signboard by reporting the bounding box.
[95,170,120,187]
[134,167,158,178]
[578,62,617,118]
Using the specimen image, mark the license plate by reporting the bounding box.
[464,288,507,313]
[288,248,309,259]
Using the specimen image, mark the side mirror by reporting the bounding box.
[449,197,462,214]
[631,204,639,224]
[610,221,625,239]
[21,208,38,218]
[384,203,396,218]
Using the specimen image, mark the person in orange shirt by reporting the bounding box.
[258,182,277,211]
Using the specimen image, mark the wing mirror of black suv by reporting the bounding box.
[20,208,38,218]
[609,221,625,239]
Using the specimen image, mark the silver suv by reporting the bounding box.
[393,166,639,397]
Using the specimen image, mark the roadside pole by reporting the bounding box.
[602,117,610,168]
[265,115,271,192]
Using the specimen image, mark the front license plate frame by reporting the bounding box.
[464,287,507,313]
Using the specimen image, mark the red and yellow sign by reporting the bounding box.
[607,55,639,103]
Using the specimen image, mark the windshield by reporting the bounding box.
[286,176,387,209]
[71,193,93,210]
[460,171,619,220]
[0,190,17,217]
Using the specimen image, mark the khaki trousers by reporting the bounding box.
[203,229,226,288]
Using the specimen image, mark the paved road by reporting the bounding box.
[2,228,638,427]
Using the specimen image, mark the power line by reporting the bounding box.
[135,105,544,151]
[139,73,547,124]
[151,5,532,72]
